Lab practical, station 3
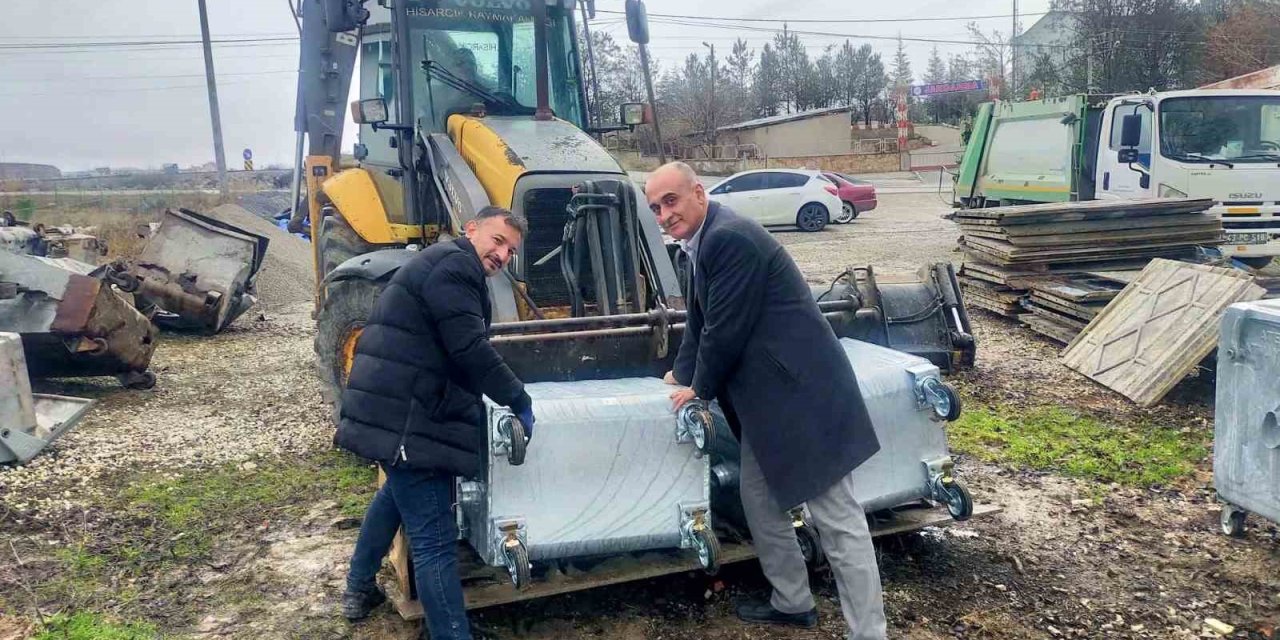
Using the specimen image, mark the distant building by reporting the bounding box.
[1012,11,1080,93]
[717,107,858,157]
[0,163,61,180]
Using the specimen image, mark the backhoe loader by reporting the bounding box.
[288,0,980,618]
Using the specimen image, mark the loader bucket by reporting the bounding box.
[1,332,93,464]
[121,208,269,334]
[0,251,157,383]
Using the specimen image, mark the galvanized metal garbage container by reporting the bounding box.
[709,338,972,539]
[1215,298,1280,536]
[1,332,94,464]
[460,377,716,587]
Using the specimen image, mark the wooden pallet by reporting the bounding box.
[950,197,1216,225]
[1021,312,1082,345]
[1062,259,1266,406]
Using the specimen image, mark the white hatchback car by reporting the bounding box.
[707,169,842,232]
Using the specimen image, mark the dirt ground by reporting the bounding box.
[3,193,1280,639]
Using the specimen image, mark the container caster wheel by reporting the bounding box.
[678,403,715,457]
[503,540,531,589]
[691,407,714,456]
[796,522,825,568]
[940,479,973,521]
[119,370,156,390]
[1221,504,1247,537]
[692,526,721,575]
[921,378,963,421]
[501,416,527,466]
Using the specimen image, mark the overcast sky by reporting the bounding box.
[0,0,1049,172]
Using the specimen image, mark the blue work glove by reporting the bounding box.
[515,407,535,442]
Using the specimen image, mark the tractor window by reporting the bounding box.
[407,7,585,133]
[359,36,399,165]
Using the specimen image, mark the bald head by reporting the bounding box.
[645,162,708,241]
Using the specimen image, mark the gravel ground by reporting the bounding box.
[204,204,316,311]
[3,193,1279,639]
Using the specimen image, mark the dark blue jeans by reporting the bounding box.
[347,464,471,640]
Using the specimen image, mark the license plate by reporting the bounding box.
[1225,232,1271,245]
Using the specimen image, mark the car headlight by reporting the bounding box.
[1159,184,1188,198]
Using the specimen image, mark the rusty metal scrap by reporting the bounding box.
[103,208,268,334]
[0,251,157,388]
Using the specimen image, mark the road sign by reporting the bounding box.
[909,80,987,98]
[244,159,254,171]
[242,148,253,161]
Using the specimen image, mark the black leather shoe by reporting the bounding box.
[341,585,386,621]
[735,598,818,628]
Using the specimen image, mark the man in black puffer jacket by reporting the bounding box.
[336,206,533,640]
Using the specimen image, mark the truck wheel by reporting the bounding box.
[796,203,829,232]
[315,278,385,423]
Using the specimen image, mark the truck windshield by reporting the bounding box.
[406,3,585,132]
[1159,96,1280,163]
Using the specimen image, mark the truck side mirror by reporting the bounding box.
[350,98,389,125]
[625,0,650,45]
[586,0,597,19]
[1117,148,1140,163]
[1120,114,1142,148]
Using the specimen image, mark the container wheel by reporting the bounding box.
[938,382,963,422]
[1221,504,1247,537]
[503,540,531,589]
[693,526,721,575]
[941,479,974,521]
[691,407,714,456]
[504,416,528,466]
[796,522,825,568]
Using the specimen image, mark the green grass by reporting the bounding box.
[25,450,375,629]
[122,449,376,558]
[33,612,159,640]
[948,405,1208,487]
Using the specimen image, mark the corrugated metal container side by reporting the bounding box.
[1215,298,1280,533]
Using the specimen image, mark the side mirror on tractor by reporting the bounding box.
[625,0,650,45]
[323,0,369,32]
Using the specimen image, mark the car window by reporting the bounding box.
[713,173,764,194]
[822,173,846,186]
[766,172,809,189]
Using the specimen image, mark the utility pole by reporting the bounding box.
[197,0,229,202]
[637,44,666,163]
[579,1,603,129]
[1010,0,1018,98]
[703,42,716,153]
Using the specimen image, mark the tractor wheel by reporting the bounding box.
[315,277,386,423]
[318,215,377,279]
